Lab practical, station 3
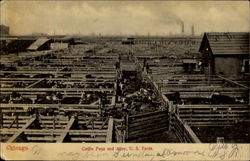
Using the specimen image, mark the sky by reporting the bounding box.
[0,0,249,36]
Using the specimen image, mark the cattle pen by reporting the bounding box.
[0,33,249,143]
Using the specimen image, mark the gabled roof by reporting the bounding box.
[199,32,249,55]
[27,38,50,50]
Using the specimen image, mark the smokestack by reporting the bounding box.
[191,25,194,36]
[181,22,184,34]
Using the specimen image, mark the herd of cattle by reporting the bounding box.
[166,91,247,105]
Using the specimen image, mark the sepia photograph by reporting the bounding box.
[0,0,249,160]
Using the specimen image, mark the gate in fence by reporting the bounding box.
[126,110,169,141]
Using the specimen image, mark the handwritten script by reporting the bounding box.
[207,143,239,160]
[26,143,241,160]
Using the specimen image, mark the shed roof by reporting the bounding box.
[27,38,50,50]
[53,36,73,41]
[182,59,197,64]
[199,32,249,55]
[121,63,137,72]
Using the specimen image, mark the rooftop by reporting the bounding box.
[199,32,249,55]
[27,38,50,51]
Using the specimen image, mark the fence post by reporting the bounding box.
[0,108,3,128]
[122,130,126,143]
[126,115,129,140]
[16,114,19,129]
[168,101,174,131]
[248,90,250,105]
[190,108,192,124]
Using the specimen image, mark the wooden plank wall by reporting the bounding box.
[127,110,168,141]
[176,104,250,126]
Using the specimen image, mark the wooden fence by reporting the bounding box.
[176,104,250,126]
[113,119,126,143]
[171,113,201,143]
[0,115,114,143]
[126,110,168,141]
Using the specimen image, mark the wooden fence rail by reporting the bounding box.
[127,110,168,141]
[176,104,250,126]
[1,116,114,143]
[172,114,201,143]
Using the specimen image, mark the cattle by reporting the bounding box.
[210,94,236,104]
[33,74,54,78]
[12,97,32,104]
[29,107,57,116]
[35,94,55,104]
[61,74,71,78]
[6,74,30,78]
[61,97,81,104]
[13,82,28,88]
[105,109,124,119]
[83,93,100,104]
[165,92,182,104]
[85,74,94,78]
[0,95,10,103]
[3,66,17,71]
[8,92,32,104]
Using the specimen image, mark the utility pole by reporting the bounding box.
[148,32,150,48]
[191,25,194,36]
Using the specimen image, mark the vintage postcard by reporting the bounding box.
[0,0,249,160]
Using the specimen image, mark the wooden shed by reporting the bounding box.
[199,32,249,76]
[182,59,200,73]
[122,37,135,45]
[27,38,51,51]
